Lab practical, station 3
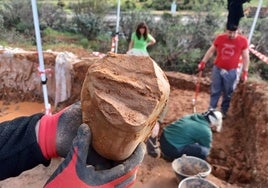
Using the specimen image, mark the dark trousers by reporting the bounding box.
[159,134,210,161]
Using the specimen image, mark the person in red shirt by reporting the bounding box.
[198,24,250,118]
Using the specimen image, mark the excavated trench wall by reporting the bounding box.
[0,47,94,107]
[0,48,267,186]
[232,82,268,185]
[167,72,268,186]
[0,47,56,103]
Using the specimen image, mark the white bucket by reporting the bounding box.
[178,176,219,188]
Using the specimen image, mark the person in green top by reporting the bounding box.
[146,109,222,161]
[127,22,156,56]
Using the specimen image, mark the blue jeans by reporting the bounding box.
[209,65,237,114]
[159,134,210,161]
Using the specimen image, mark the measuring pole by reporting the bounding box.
[115,0,120,53]
[248,0,263,44]
[31,0,51,114]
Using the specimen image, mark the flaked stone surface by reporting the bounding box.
[81,54,170,160]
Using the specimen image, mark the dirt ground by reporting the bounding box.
[0,47,267,188]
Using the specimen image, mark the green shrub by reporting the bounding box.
[91,33,111,52]
[258,62,268,81]
[57,0,65,8]
[150,0,171,10]
[80,38,89,49]
[121,1,137,11]
[15,22,29,33]
[73,13,104,40]
[0,0,34,35]
[0,15,4,31]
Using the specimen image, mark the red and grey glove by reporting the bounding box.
[38,102,82,159]
[198,61,206,71]
[241,70,248,82]
[45,124,146,188]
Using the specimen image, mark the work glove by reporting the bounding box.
[241,70,248,82]
[198,61,206,71]
[45,124,146,188]
[38,101,82,159]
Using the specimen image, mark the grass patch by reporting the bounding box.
[42,28,84,45]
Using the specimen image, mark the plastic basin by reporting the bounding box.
[171,155,212,182]
[178,176,219,188]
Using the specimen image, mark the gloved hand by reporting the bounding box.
[45,124,146,188]
[38,101,82,159]
[241,70,248,82]
[198,61,206,71]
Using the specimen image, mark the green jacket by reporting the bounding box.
[163,114,212,149]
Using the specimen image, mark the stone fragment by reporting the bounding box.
[81,54,170,160]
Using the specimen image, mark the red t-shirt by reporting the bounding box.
[213,34,248,70]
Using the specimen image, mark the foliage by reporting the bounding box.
[257,62,268,80]
[152,10,223,73]
[39,3,68,31]
[148,0,226,11]
[69,0,111,40]
[121,1,137,11]
[80,38,89,49]
[42,27,83,45]
[150,0,172,10]
[0,15,4,31]
[0,0,34,35]
[92,33,113,52]
[70,0,111,15]
[57,0,65,8]
[72,13,104,40]
[239,17,268,81]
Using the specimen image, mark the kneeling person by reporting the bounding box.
[147,109,222,161]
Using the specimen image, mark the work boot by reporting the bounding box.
[146,136,161,158]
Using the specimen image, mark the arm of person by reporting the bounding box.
[147,34,156,47]
[241,48,250,71]
[241,48,250,82]
[0,102,82,180]
[198,44,216,71]
[0,113,49,180]
[201,44,216,63]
